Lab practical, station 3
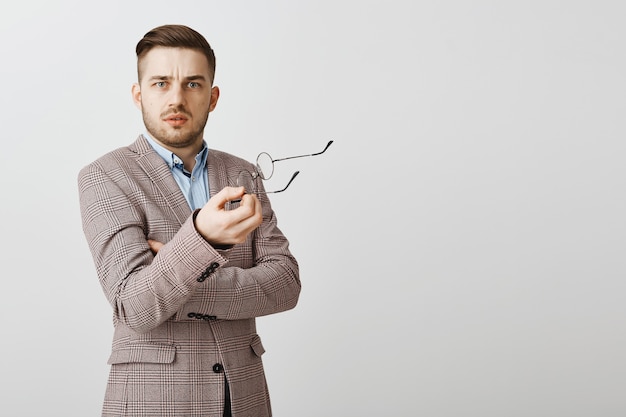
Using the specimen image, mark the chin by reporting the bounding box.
[160,131,202,148]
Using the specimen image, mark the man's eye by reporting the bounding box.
[156,81,166,88]
[188,82,200,88]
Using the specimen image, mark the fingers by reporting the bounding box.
[149,187,262,251]
[222,193,262,239]
[210,186,246,209]
[194,188,263,245]
[236,193,263,230]
[147,239,164,254]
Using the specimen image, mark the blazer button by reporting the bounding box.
[197,270,210,282]
[212,363,224,373]
[206,262,220,275]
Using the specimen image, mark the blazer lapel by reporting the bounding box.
[207,150,231,198]
[130,135,192,226]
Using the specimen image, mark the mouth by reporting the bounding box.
[164,114,189,127]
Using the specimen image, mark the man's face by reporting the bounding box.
[132,47,219,150]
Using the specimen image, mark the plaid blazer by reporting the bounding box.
[78,135,301,417]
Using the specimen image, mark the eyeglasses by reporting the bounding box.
[234,140,334,199]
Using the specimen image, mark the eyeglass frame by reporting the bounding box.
[230,140,334,202]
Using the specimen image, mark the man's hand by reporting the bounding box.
[147,239,164,254]
[194,186,263,246]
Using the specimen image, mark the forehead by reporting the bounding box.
[139,47,211,79]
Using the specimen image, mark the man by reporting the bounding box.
[78,24,301,417]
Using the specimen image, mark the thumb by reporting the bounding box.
[212,186,246,207]
[147,239,164,254]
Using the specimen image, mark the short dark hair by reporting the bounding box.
[136,24,216,82]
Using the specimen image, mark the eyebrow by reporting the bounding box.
[148,75,207,82]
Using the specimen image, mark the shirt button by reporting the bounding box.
[213,363,224,373]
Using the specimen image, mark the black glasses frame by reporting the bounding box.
[230,140,333,203]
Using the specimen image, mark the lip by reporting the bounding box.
[164,113,189,127]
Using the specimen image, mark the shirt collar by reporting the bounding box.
[143,132,208,172]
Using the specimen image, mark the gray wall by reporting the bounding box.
[1,1,624,415]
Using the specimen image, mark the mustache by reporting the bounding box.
[161,107,192,119]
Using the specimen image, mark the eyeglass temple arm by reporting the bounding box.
[267,171,300,194]
[230,171,300,204]
[271,140,334,163]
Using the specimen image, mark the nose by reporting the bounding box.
[167,83,186,107]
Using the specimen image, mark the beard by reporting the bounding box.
[142,105,210,149]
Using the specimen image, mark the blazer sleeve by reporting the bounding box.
[78,156,300,333]
[179,199,301,322]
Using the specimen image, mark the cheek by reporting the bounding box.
[140,99,160,116]
[191,98,212,114]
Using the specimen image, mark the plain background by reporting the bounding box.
[1,1,624,416]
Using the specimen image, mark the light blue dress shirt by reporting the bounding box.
[144,133,210,210]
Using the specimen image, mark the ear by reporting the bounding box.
[131,83,142,110]
[208,86,220,112]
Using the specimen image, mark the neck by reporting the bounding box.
[172,146,202,172]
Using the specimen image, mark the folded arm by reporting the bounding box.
[78,161,300,333]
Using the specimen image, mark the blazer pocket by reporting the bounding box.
[250,334,266,357]
[107,342,177,365]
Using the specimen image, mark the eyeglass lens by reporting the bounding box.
[237,170,258,194]
[256,152,274,180]
[255,140,333,181]
[234,140,334,198]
